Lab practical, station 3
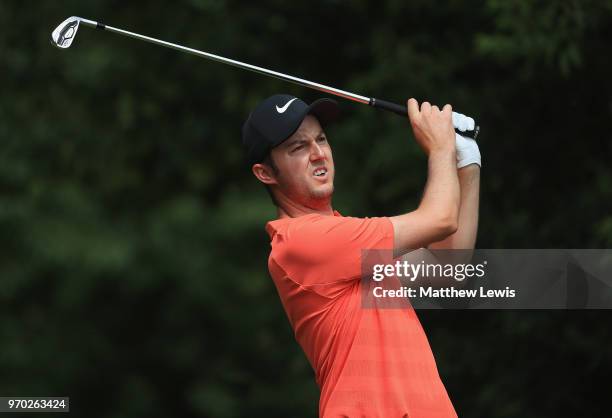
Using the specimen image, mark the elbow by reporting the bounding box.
[437,212,459,238]
[441,219,459,237]
[418,197,460,240]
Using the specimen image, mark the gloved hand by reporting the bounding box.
[452,112,481,168]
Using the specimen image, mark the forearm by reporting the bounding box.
[419,149,461,228]
[390,149,460,257]
[390,99,461,257]
[429,164,480,250]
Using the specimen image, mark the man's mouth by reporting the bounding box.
[313,167,328,178]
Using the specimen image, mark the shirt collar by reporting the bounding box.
[266,209,342,239]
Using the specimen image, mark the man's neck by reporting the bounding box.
[276,197,334,219]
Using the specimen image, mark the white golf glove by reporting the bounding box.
[452,112,481,168]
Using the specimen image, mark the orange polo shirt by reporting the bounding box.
[266,212,457,418]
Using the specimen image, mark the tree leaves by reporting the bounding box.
[1,1,611,416]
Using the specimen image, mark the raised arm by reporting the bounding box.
[429,164,480,250]
[390,99,460,257]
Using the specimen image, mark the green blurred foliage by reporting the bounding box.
[1,0,611,417]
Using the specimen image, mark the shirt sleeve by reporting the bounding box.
[276,215,394,295]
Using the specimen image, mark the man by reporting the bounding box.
[242,94,480,417]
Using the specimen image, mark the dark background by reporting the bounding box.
[2,1,611,417]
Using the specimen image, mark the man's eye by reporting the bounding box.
[317,136,327,143]
[292,145,303,152]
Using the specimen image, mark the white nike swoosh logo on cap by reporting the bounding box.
[276,98,298,114]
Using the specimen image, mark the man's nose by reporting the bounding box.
[309,142,325,161]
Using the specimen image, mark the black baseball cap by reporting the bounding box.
[242,94,340,165]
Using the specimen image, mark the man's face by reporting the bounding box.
[268,115,335,207]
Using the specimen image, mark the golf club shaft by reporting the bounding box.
[80,19,370,104]
[78,19,478,138]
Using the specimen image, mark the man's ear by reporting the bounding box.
[252,163,278,185]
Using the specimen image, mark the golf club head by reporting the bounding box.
[51,16,81,48]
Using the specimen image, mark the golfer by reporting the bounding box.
[242,94,480,418]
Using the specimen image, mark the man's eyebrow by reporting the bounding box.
[285,138,307,148]
[290,130,325,144]
[284,129,326,149]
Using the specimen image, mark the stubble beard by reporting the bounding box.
[310,183,333,200]
[306,180,334,208]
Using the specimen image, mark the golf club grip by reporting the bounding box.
[370,98,408,117]
[370,97,479,139]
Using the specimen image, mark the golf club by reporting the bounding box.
[51,16,479,139]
